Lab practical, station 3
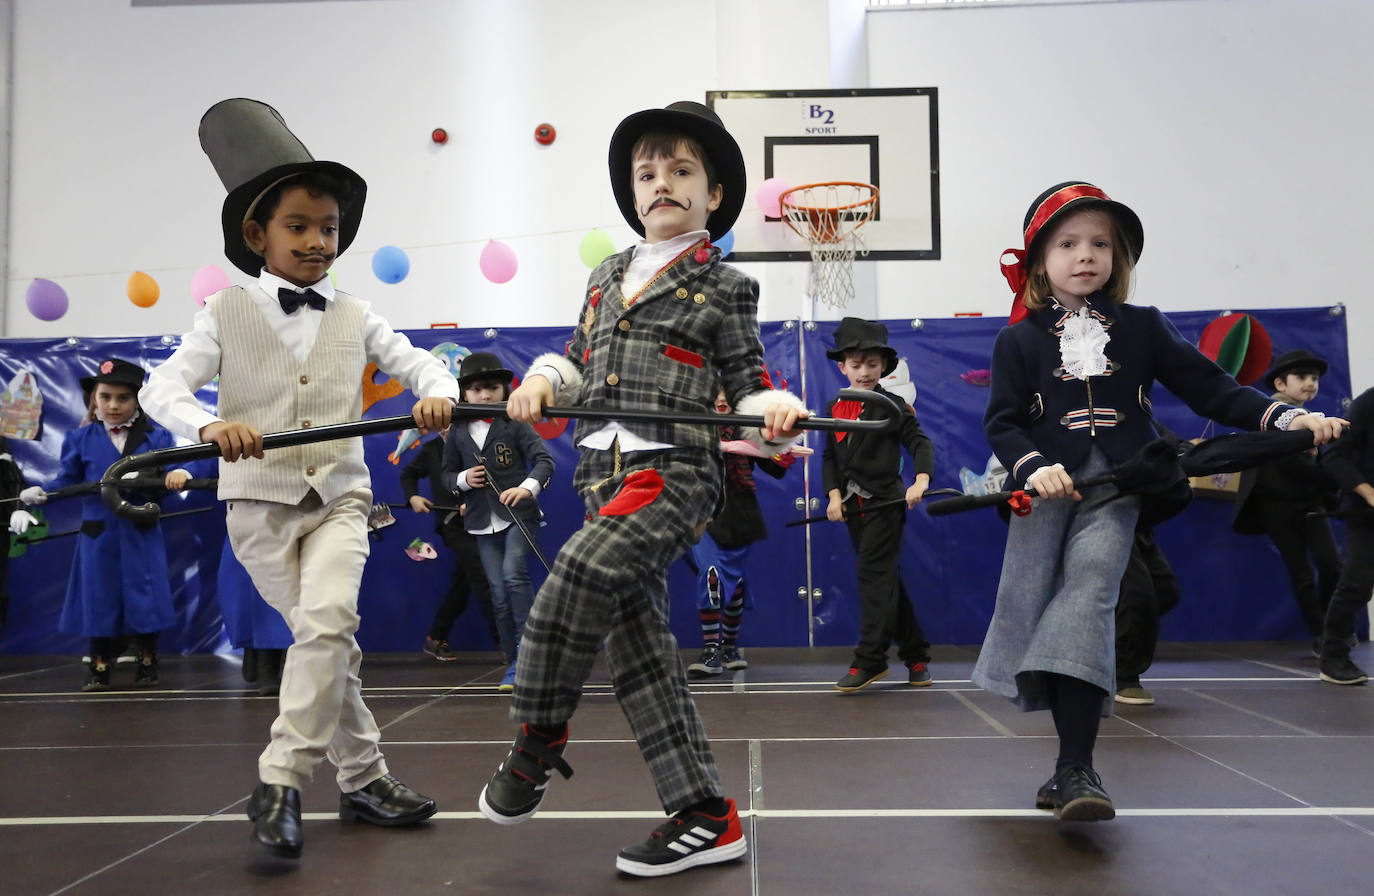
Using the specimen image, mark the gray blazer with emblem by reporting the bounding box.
[442,418,554,531]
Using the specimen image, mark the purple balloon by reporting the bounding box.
[25,278,69,321]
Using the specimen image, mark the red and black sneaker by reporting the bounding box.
[615,798,748,877]
[477,723,573,824]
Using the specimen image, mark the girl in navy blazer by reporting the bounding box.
[20,358,190,690]
[443,352,554,691]
[973,182,1346,821]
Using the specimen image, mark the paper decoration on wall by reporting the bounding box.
[1197,312,1272,386]
[191,264,232,306]
[480,240,518,283]
[361,362,405,413]
[127,271,160,308]
[0,370,44,439]
[960,369,991,386]
[405,538,438,561]
[367,502,397,532]
[388,428,421,465]
[372,245,411,284]
[25,278,68,321]
[958,455,1008,497]
[430,342,470,379]
[879,358,916,406]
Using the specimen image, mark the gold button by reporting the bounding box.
[306,466,316,476]
[606,373,620,386]
[618,320,631,332]
[299,374,309,385]
[693,293,706,304]
[301,420,311,428]
[675,287,688,299]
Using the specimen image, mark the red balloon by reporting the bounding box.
[534,123,556,146]
[431,128,449,145]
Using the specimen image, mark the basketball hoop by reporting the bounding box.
[779,181,879,310]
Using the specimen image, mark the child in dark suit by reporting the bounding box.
[1318,385,1374,685]
[443,351,554,691]
[821,318,936,691]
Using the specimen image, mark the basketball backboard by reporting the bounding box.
[706,88,940,262]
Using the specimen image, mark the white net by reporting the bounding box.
[779,182,878,310]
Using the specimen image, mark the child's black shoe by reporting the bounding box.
[1319,656,1369,686]
[615,798,748,877]
[134,653,159,688]
[1053,766,1115,821]
[688,644,723,678]
[478,723,573,824]
[1034,774,1060,810]
[907,662,932,687]
[83,659,110,692]
[720,645,748,670]
[835,665,888,691]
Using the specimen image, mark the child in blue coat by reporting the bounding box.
[21,358,190,690]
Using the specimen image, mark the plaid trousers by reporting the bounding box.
[511,446,724,814]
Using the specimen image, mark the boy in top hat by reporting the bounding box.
[140,99,458,859]
[821,317,936,691]
[20,358,191,690]
[476,101,806,877]
[1232,349,1341,649]
[443,351,555,691]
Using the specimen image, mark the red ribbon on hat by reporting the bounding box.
[1001,183,1112,324]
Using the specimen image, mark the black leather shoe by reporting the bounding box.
[340,774,437,826]
[247,783,302,857]
[1054,766,1115,822]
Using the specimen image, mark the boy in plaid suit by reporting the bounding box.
[476,101,806,878]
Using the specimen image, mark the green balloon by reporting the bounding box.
[579,229,616,269]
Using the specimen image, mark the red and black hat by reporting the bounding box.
[79,358,146,394]
[1000,181,1144,324]
[608,101,746,242]
[199,99,367,277]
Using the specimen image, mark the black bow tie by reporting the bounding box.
[278,287,327,314]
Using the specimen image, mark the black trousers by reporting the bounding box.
[1320,520,1374,661]
[1260,499,1342,636]
[844,499,930,668]
[429,520,499,646]
[1115,530,1180,681]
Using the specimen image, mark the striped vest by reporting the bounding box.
[212,287,368,504]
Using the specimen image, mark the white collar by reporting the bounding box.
[631,230,708,267]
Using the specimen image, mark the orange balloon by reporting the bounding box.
[127,271,160,308]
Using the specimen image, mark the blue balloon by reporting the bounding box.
[717,229,735,259]
[371,245,410,284]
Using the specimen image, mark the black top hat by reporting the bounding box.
[199,99,368,277]
[458,352,514,388]
[79,358,146,394]
[607,101,746,242]
[1261,349,1328,389]
[826,317,898,377]
[1022,181,1144,265]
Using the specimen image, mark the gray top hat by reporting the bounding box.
[199,98,367,276]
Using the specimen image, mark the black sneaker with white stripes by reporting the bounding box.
[477,724,573,824]
[615,798,748,877]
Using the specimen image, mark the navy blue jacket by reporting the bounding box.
[985,298,1296,490]
[442,418,554,531]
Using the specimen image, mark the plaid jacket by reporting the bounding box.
[546,242,774,452]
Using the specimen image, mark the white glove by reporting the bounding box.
[9,509,38,535]
[19,485,46,505]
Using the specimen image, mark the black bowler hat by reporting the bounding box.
[826,317,898,377]
[608,101,746,242]
[458,352,514,388]
[79,358,146,394]
[1262,349,1328,389]
[199,98,368,277]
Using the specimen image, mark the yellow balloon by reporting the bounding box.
[127,271,160,308]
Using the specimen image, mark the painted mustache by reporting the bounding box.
[293,251,337,262]
[641,197,690,215]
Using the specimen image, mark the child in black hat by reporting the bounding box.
[976,181,1347,821]
[1317,384,1374,685]
[140,98,458,859]
[476,100,807,878]
[442,351,554,692]
[1232,349,1342,650]
[19,358,190,690]
[821,317,936,691]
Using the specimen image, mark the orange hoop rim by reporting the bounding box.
[778,181,879,243]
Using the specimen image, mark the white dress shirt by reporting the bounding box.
[140,269,461,443]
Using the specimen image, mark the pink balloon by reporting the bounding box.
[479,240,518,284]
[756,177,792,218]
[191,264,232,306]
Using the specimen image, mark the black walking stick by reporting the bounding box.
[784,489,964,527]
[1,477,218,506]
[100,390,903,524]
[473,452,555,573]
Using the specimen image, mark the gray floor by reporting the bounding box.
[1,642,1371,896]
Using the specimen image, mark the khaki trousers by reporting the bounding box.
[227,488,387,792]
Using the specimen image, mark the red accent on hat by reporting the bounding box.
[1001,183,1113,323]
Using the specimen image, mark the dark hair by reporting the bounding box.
[463,377,512,400]
[250,170,358,230]
[1276,366,1322,383]
[630,130,718,188]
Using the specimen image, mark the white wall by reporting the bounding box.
[864,0,1374,393]
[4,0,1369,394]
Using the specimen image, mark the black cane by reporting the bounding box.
[784,489,964,527]
[101,390,902,524]
[473,452,555,574]
[1,477,218,506]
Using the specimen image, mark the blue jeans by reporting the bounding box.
[477,523,537,663]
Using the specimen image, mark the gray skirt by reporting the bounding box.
[971,447,1141,715]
